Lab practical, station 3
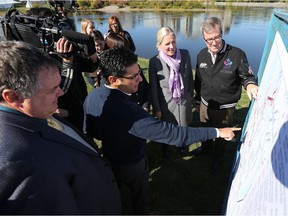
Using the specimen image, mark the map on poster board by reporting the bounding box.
[225,10,288,215]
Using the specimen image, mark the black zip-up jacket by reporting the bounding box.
[195,40,257,109]
[59,56,97,130]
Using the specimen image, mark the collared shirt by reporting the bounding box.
[104,84,132,96]
[50,117,98,153]
[208,40,226,64]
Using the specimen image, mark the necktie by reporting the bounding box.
[47,118,64,131]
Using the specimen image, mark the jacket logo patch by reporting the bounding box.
[199,63,208,68]
[223,58,233,70]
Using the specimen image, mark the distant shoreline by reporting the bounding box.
[93,2,287,12]
[215,2,287,8]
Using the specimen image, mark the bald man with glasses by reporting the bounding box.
[193,17,259,175]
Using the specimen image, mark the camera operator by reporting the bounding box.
[27,6,98,130]
[30,6,97,131]
[1,5,98,130]
[55,36,98,130]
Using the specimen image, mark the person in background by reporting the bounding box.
[149,26,194,158]
[104,32,150,111]
[55,36,98,130]
[104,15,136,52]
[86,30,105,87]
[192,17,258,175]
[81,19,103,87]
[83,47,240,214]
[81,18,95,36]
[49,0,76,31]
[92,29,105,53]
[0,40,121,214]
[104,31,129,50]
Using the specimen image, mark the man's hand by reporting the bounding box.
[218,127,241,141]
[56,37,74,62]
[246,83,258,100]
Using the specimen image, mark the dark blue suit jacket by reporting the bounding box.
[0,110,121,214]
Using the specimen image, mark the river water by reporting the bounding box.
[72,6,286,75]
[0,6,285,74]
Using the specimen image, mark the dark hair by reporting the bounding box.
[0,40,61,100]
[98,47,138,83]
[90,29,104,42]
[104,32,129,50]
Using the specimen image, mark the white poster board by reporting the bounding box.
[225,31,288,215]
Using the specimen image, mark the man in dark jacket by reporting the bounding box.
[192,17,259,175]
[55,36,98,130]
[0,41,121,214]
[83,47,240,214]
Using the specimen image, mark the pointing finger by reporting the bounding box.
[232,127,241,131]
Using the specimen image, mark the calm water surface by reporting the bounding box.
[73,7,280,74]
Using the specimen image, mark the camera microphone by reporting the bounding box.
[60,29,90,42]
[60,29,96,55]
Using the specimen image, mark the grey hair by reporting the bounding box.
[0,41,61,101]
[200,17,223,35]
[156,26,176,50]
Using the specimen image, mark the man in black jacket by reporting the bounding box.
[193,17,259,175]
[55,36,98,130]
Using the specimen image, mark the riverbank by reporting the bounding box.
[215,2,287,8]
[94,2,287,12]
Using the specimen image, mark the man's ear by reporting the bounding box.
[108,76,120,86]
[1,89,24,106]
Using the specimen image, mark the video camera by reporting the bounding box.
[0,1,95,58]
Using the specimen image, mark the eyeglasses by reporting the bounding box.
[203,34,222,44]
[120,70,141,80]
[111,23,118,27]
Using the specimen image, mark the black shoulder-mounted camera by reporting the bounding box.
[0,3,95,58]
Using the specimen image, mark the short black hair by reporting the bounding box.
[90,30,104,41]
[98,47,138,83]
